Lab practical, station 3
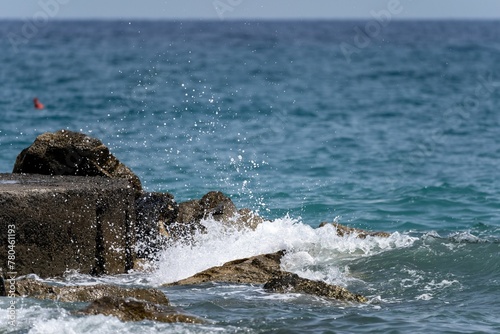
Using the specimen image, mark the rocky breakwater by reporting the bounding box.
[0,173,135,277]
[0,129,386,328]
[1,129,145,277]
[1,129,265,276]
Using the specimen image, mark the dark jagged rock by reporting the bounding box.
[175,191,237,225]
[135,192,178,259]
[6,278,169,305]
[166,251,285,286]
[165,192,237,242]
[264,272,367,303]
[177,199,204,224]
[12,129,142,196]
[0,173,135,277]
[166,199,207,242]
[168,191,264,241]
[319,222,391,239]
[164,221,206,243]
[77,296,203,324]
[199,191,237,222]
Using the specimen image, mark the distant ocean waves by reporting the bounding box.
[1,20,500,333]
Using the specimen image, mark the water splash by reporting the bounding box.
[150,216,417,286]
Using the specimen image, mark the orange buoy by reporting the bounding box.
[34,97,44,110]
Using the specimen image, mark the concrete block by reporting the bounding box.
[0,173,135,278]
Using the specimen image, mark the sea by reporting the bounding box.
[1,19,500,333]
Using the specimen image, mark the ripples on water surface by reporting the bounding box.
[1,20,500,333]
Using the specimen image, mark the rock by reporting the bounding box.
[5,278,169,305]
[164,221,206,244]
[235,208,265,230]
[199,191,237,222]
[165,192,238,242]
[166,251,285,286]
[177,199,204,224]
[176,191,237,225]
[77,296,203,324]
[168,192,264,241]
[12,130,142,196]
[0,173,135,277]
[264,272,367,303]
[166,251,366,303]
[319,222,391,239]
[1,278,201,324]
[135,192,178,259]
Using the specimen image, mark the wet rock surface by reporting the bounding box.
[177,199,204,225]
[199,191,238,223]
[165,200,206,242]
[166,191,264,242]
[235,208,264,230]
[1,278,201,324]
[135,192,178,259]
[319,222,391,239]
[77,296,203,324]
[264,272,367,303]
[167,251,285,286]
[175,191,237,226]
[12,129,142,196]
[166,251,367,302]
[166,251,367,303]
[0,173,135,277]
[6,278,169,305]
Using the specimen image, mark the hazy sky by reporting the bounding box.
[2,0,500,20]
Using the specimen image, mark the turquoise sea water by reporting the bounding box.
[1,20,500,333]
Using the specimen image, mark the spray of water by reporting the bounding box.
[150,216,417,286]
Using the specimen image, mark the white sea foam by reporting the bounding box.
[424,279,461,291]
[415,293,433,301]
[0,301,216,334]
[28,314,213,334]
[448,231,482,243]
[151,216,418,286]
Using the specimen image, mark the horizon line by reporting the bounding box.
[1,17,500,21]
